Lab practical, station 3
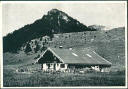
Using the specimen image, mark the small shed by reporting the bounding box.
[37,47,112,72]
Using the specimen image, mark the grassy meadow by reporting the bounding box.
[3,28,125,87]
[3,66,125,87]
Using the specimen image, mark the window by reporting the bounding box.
[60,64,65,68]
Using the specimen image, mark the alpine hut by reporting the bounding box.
[37,47,112,72]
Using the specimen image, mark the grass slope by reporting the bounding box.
[3,27,125,68]
[3,27,125,86]
[3,70,125,87]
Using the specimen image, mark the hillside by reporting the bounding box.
[3,26,125,87]
[3,9,96,53]
[3,27,125,71]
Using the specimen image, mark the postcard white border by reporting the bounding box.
[0,1,127,88]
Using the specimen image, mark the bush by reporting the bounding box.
[25,43,32,53]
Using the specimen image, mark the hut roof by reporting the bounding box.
[38,47,112,66]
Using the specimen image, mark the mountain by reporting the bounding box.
[3,8,125,70]
[3,9,95,53]
[88,25,115,31]
[88,25,106,31]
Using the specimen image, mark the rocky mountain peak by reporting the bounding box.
[3,8,95,53]
[46,8,69,23]
[48,9,60,14]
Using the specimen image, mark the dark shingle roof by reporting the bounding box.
[39,47,112,66]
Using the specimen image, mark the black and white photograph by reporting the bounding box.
[1,1,127,88]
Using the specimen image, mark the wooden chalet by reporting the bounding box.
[37,47,112,72]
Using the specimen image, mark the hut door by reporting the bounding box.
[47,64,50,69]
[54,64,56,70]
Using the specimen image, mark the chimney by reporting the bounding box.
[59,46,63,49]
[69,48,72,50]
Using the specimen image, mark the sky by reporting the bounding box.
[2,1,126,36]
